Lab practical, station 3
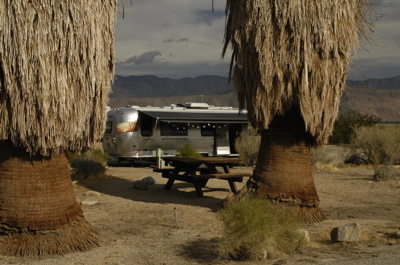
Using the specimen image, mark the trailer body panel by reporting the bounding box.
[102,104,247,163]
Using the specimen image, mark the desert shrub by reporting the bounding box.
[68,148,109,178]
[66,150,78,164]
[346,126,400,167]
[86,148,109,164]
[218,198,307,260]
[311,147,333,165]
[329,110,381,145]
[175,143,201,158]
[234,126,260,166]
[311,148,338,171]
[372,165,398,181]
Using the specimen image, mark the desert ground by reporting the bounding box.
[1,146,399,265]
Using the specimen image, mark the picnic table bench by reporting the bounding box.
[153,157,251,197]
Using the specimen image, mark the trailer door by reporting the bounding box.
[215,125,230,155]
[103,120,117,157]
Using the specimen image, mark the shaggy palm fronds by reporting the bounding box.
[223,0,375,146]
[0,1,117,156]
[0,217,102,256]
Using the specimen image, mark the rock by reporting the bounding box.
[142,176,156,185]
[84,191,101,197]
[298,229,310,244]
[133,179,148,190]
[81,200,98,206]
[395,229,400,239]
[331,223,361,243]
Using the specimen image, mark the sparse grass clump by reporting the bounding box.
[68,148,109,179]
[218,198,307,260]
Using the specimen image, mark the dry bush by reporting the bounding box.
[68,148,109,179]
[234,126,260,166]
[329,110,381,145]
[372,165,399,182]
[311,148,338,172]
[218,198,307,260]
[347,126,400,167]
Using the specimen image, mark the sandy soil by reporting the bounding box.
[1,149,399,265]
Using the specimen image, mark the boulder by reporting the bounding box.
[81,200,98,206]
[331,223,361,243]
[133,179,148,190]
[83,191,101,197]
[142,176,156,185]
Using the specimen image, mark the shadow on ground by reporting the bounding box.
[178,238,222,264]
[74,174,228,210]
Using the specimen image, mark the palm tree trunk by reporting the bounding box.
[226,109,326,223]
[0,141,100,256]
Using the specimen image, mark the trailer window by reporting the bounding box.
[201,123,215,136]
[160,122,188,136]
[116,121,137,134]
[141,117,153,136]
[105,121,112,134]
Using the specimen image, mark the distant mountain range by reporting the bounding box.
[110,75,400,121]
[341,76,400,121]
[111,75,234,98]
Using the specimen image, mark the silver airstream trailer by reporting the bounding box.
[102,103,248,164]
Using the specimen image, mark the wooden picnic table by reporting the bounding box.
[153,157,250,197]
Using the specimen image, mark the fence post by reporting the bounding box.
[156,148,163,169]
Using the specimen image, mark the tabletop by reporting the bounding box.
[162,157,242,165]
[157,157,246,197]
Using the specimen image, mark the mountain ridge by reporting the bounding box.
[110,75,400,121]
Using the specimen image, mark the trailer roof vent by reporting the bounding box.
[125,105,140,109]
[185,102,209,109]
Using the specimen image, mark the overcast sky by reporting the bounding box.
[114,0,400,81]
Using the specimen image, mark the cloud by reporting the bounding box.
[115,59,230,79]
[193,10,226,26]
[114,1,399,80]
[124,51,161,65]
[163,38,189,43]
[177,38,189,43]
[348,56,400,80]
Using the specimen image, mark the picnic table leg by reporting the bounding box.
[200,179,208,187]
[164,178,175,190]
[228,179,238,193]
[193,181,204,197]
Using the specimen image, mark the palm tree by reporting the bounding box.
[0,1,116,256]
[222,1,374,223]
